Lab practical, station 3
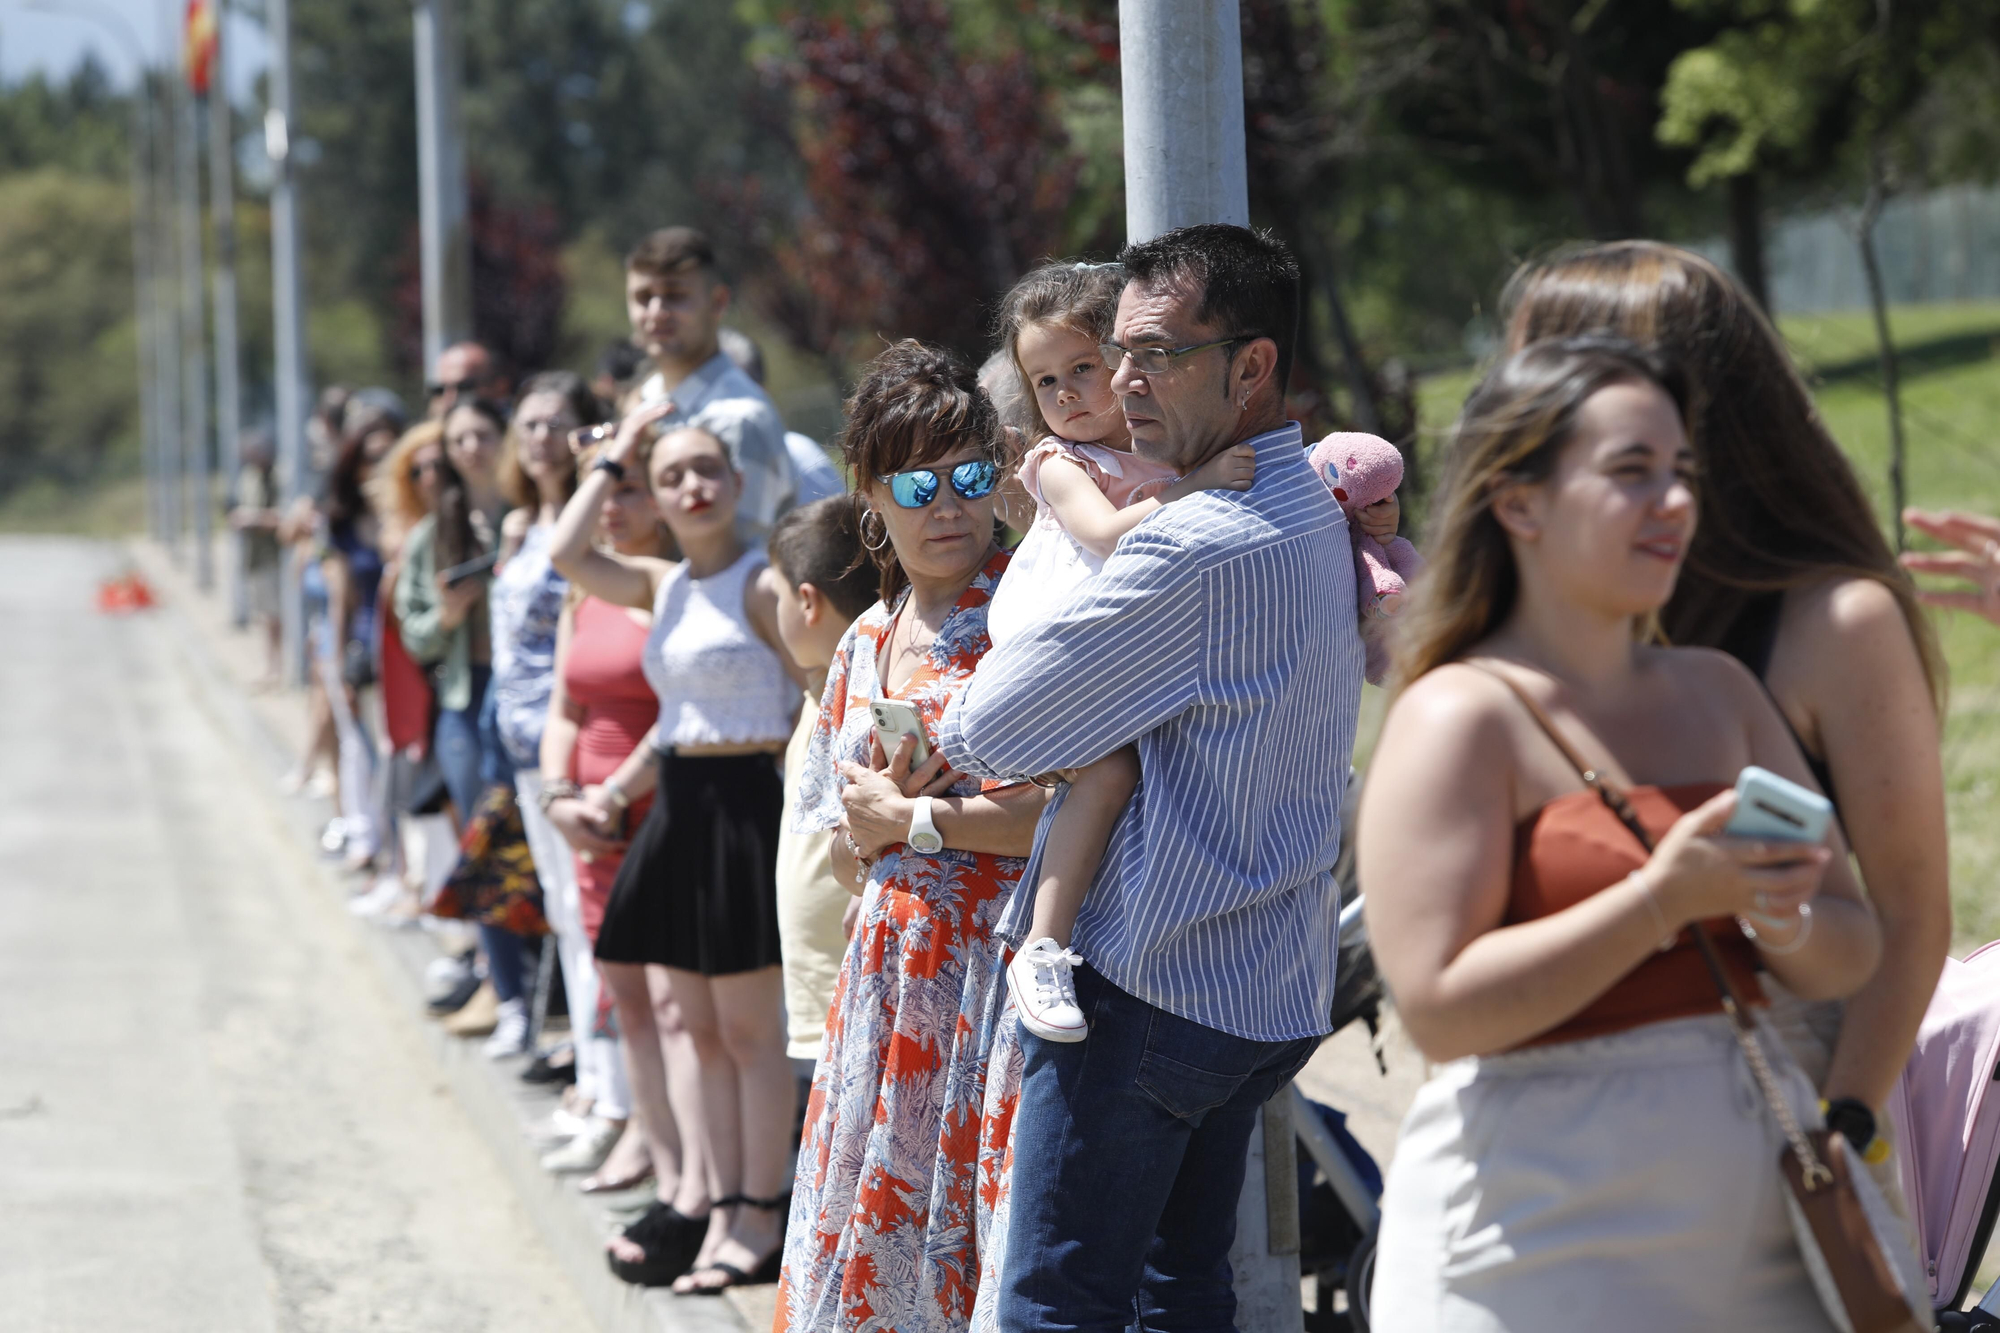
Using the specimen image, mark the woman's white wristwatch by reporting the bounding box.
[906,796,944,854]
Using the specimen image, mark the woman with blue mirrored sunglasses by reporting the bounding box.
[874,458,1001,510]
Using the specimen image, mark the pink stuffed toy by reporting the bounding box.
[1309,432,1424,619]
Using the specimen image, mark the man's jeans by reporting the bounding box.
[999,963,1319,1333]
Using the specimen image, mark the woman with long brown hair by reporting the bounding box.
[1503,242,1948,1181]
[347,421,454,924]
[1362,335,1885,1329]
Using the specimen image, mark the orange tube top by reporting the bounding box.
[1509,781,1765,1048]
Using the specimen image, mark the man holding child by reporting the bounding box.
[940,224,1364,1331]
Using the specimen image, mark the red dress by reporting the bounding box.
[564,594,657,941]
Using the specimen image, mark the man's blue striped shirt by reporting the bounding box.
[938,423,1363,1042]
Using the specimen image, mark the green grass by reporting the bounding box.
[1805,306,2000,945]
[1412,302,2000,945]
[0,472,147,537]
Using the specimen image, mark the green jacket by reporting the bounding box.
[393,514,475,712]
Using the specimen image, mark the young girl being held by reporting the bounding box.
[985,261,1257,1043]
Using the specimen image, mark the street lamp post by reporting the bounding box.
[173,28,214,589]
[266,0,312,684]
[208,3,245,622]
[413,0,472,368]
[1120,0,1251,243]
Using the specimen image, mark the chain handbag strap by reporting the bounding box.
[1466,661,1835,1192]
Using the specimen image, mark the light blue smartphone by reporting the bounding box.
[1723,765,1834,845]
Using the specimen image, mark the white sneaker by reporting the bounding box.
[347,873,407,919]
[530,1105,593,1149]
[1008,937,1088,1043]
[540,1116,621,1174]
[423,951,476,1001]
[483,999,531,1059]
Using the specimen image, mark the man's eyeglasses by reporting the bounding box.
[875,459,1001,510]
[427,377,486,399]
[1098,337,1249,376]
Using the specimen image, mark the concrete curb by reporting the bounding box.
[133,541,761,1333]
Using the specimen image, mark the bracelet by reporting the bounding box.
[592,455,626,481]
[601,782,630,811]
[536,777,582,813]
[1628,872,1679,952]
[1738,901,1814,956]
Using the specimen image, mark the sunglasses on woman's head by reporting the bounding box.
[875,459,1001,510]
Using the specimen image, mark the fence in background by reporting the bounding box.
[1697,182,2000,315]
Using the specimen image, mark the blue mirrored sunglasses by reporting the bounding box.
[876,459,1000,510]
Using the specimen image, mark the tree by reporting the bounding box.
[0,170,137,495]
[389,184,567,382]
[0,65,141,505]
[1658,0,2000,541]
[728,0,1080,369]
[1347,0,1721,241]
[1239,0,1405,445]
[280,0,790,389]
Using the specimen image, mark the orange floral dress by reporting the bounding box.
[777,548,1028,1333]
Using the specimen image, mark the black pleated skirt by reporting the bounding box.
[593,750,784,975]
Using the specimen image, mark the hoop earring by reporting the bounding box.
[861,508,890,553]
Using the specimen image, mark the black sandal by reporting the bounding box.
[675,1193,790,1295]
[606,1201,710,1287]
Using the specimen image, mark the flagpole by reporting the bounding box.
[203,1,245,621]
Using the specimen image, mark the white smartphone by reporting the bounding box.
[868,698,931,766]
[1723,765,1834,845]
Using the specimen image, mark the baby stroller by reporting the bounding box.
[1296,769,1390,1332]
[1295,893,1388,1332]
[1894,940,2000,1329]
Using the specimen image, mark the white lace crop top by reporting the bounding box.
[642,548,797,750]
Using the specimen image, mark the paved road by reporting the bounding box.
[0,538,593,1332]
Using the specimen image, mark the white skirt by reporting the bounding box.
[1371,1013,1835,1333]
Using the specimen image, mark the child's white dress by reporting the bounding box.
[986,436,1178,651]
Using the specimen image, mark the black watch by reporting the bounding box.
[592,455,626,481]
[1824,1096,1877,1152]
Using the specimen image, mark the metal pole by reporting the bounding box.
[208,4,245,622]
[1117,5,1295,1327]
[151,50,185,560]
[173,26,214,588]
[125,43,161,543]
[1119,0,1250,243]
[267,0,312,685]
[413,0,472,368]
